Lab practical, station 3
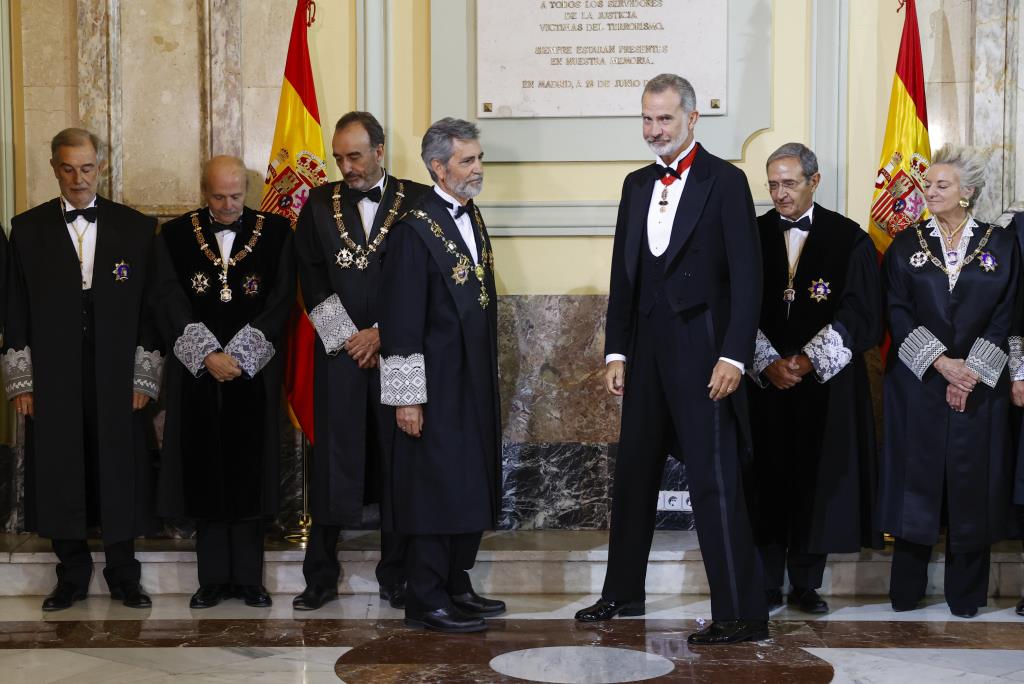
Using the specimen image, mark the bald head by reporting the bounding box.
[202,156,248,225]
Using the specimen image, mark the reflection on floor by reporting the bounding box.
[1,594,1023,683]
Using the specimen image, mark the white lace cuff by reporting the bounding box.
[381,353,427,406]
[173,323,221,377]
[3,347,32,399]
[1008,336,1024,382]
[224,324,275,378]
[133,347,163,399]
[309,293,358,356]
[802,324,853,383]
[748,329,781,387]
[965,337,1008,388]
[898,326,947,380]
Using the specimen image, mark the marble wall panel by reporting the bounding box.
[918,0,976,85]
[207,0,243,158]
[118,0,204,211]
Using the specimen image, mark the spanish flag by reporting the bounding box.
[869,0,931,253]
[260,0,326,442]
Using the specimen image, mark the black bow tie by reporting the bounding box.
[660,164,681,180]
[778,215,811,233]
[64,207,98,224]
[447,199,474,219]
[343,185,382,204]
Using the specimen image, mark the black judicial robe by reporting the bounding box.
[1007,212,1024,511]
[5,197,161,543]
[747,205,883,554]
[156,207,294,520]
[881,220,1018,552]
[378,192,501,535]
[294,175,428,526]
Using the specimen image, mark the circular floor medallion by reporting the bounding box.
[488,645,675,683]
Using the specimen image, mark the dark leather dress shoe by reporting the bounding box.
[236,585,272,607]
[950,605,978,618]
[110,583,152,609]
[293,585,336,611]
[379,583,406,609]
[42,583,87,612]
[687,619,769,645]
[788,588,829,614]
[190,584,230,609]
[890,599,920,612]
[765,588,784,610]
[404,607,487,633]
[450,589,505,616]
[1017,597,1024,617]
[575,599,645,622]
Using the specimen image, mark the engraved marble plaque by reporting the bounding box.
[476,0,728,118]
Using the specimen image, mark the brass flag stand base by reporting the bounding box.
[284,433,312,546]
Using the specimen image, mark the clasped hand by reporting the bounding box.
[346,328,380,369]
[764,355,813,390]
[204,351,242,382]
[933,355,978,393]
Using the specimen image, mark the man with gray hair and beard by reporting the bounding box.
[576,73,769,644]
[378,117,504,633]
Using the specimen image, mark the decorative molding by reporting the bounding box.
[77,0,121,201]
[430,0,773,163]
[202,0,242,158]
[479,200,774,237]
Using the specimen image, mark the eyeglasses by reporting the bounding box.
[765,179,806,193]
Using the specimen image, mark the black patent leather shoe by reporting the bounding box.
[1017,597,1024,617]
[450,589,506,616]
[42,583,87,612]
[574,599,645,622]
[190,584,230,609]
[293,585,336,611]
[687,619,769,645]
[379,583,406,609]
[110,582,152,609]
[788,587,829,614]
[890,598,920,612]
[765,588,784,610]
[236,584,272,607]
[404,607,487,633]
[950,605,978,618]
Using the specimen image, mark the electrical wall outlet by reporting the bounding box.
[657,490,692,512]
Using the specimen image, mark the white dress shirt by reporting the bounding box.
[646,139,695,256]
[433,185,479,264]
[781,204,814,273]
[356,172,388,239]
[62,196,98,290]
[208,210,237,261]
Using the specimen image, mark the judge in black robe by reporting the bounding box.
[1007,210,1024,617]
[379,118,504,633]
[881,147,1018,617]
[293,112,427,611]
[747,146,883,615]
[4,128,161,611]
[156,156,295,608]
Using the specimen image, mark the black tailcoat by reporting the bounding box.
[881,220,1018,552]
[6,197,160,543]
[294,175,428,526]
[747,205,883,554]
[605,144,762,448]
[155,207,294,520]
[379,192,501,535]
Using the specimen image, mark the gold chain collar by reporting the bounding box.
[914,220,994,276]
[332,179,406,270]
[190,211,264,302]
[410,206,494,309]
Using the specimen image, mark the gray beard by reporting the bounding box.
[453,178,483,200]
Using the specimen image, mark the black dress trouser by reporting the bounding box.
[50,291,141,593]
[759,545,827,592]
[601,298,768,621]
[404,532,483,614]
[302,523,408,590]
[195,518,266,587]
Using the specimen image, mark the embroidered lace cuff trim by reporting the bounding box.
[898,326,947,381]
[3,347,32,399]
[1008,336,1024,382]
[748,329,781,387]
[802,324,853,383]
[966,337,1008,388]
[380,353,427,406]
[309,293,358,356]
[173,323,221,377]
[225,324,275,378]
[133,347,163,399]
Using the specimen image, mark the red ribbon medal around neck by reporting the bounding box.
[660,144,699,186]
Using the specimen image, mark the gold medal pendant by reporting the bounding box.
[220,285,233,302]
[659,187,669,213]
[783,288,795,302]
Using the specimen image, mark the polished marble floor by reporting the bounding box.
[1,593,1023,683]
